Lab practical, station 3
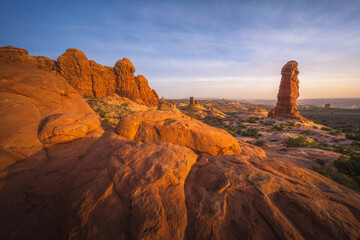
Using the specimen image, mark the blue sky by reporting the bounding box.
[1,0,360,99]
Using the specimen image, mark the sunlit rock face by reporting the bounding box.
[268,60,310,122]
[115,110,241,156]
[0,46,160,106]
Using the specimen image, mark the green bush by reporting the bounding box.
[316,159,326,166]
[263,121,275,126]
[83,94,93,98]
[254,139,267,147]
[315,170,332,179]
[238,123,246,129]
[248,117,260,123]
[102,118,116,126]
[273,125,285,131]
[321,126,332,132]
[223,126,237,136]
[334,154,360,177]
[285,135,317,148]
[345,133,360,141]
[96,107,107,118]
[288,121,296,127]
[237,127,259,137]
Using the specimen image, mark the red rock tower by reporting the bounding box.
[268,61,309,122]
[189,96,195,106]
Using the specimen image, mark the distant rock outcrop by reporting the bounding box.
[325,103,333,109]
[189,96,195,106]
[268,61,310,122]
[157,101,181,114]
[0,46,160,106]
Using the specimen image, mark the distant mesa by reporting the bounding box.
[0,46,160,106]
[268,60,310,123]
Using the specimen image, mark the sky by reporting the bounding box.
[1,0,360,99]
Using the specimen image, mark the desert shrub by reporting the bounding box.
[238,123,246,129]
[96,107,107,118]
[330,129,343,136]
[312,126,319,129]
[334,154,360,177]
[248,117,260,123]
[321,126,332,132]
[316,159,326,166]
[103,118,116,126]
[321,119,328,124]
[345,133,360,141]
[223,126,237,136]
[312,164,359,190]
[263,121,275,126]
[288,121,296,127]
[315,170,332,179]
[272,124,285,131]
[254,139,267,147]
[83,94,93,98]
[285,135,317,148]
[238,127,259,137]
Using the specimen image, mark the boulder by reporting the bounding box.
[115,110,241,155]
[66,132,198,240]
[0,64,101,162]
[38,113,101,145]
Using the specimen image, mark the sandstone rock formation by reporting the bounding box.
[157,101,181,114]
[1,55,360,240]
[325,103,333,109]
[185,154,360,239]
[0,64,102,162]
[250,107,268,113]
[0,46,160,105]
[116,110,241,155]
[189,96,195,106]
[268,61,309,122]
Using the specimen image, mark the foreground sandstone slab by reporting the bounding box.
[115,110,241,155]
[185,154,360,240]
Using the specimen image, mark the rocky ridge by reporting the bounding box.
[0,46,160,105]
